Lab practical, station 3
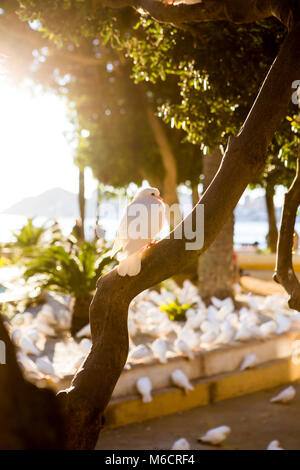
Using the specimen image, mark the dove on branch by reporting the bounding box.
[112,187,165,277]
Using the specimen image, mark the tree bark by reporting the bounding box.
[0,318,64,449]
[100,0,296,29]
[198,147,234,302]
[145,106,182,229]
[265,183,278,253]
[57,23,300,449]
[79,168,85,241]
[70,294,94,337]
[274,152,300,310]
[192,185,199,207]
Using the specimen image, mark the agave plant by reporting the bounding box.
[13,218,46,249]
[24,241,115,335]
[160,298,197,322]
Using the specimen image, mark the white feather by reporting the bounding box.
[112,188,165,277]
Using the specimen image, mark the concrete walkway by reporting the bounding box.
[97,381,300,450]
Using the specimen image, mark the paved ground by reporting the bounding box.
[96,381,300,450]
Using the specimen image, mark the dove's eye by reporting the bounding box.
[151,192,155,196]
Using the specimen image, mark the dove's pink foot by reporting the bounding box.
[146,240,159,249]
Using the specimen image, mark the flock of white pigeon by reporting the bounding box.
[170,384,296,450]
[4,279,300,449]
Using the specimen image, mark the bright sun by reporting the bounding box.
[0,78,96,212]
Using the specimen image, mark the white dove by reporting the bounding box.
[171,369,194,393]
[199,425,231,445]
[76,323,91,339]
[171,438,190,450]
[136,376,153,402]
[35,356,55,376]
[270,385,296,403]
[112,187,165,277]
[260,320,277,338]
[79,338,92,354]
[267,440,284,450]
[19,336,40,356]
[151,339,168,364]
[175,338,194,360]
[240,353,258,371]
[128,344,152,361]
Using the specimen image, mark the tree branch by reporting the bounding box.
[58,21,300,449]
[274,151,300,310]
[100,0,298,28]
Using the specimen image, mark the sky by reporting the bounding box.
[0,78,285,214]
[0,78,97,212]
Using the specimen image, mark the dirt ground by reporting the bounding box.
[96,382,300,450]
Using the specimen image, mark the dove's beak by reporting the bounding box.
[157,195,163,201]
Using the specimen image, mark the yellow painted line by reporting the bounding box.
[104,358,300,429]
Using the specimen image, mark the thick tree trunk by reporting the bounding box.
[274,153,300,310]
[198,148,234,302]
[79,168,85,240]
[145,106,182,229]
[192,185,199,207]
[0,319,64,449]
[265,184,278,252]
[70,294,93,337]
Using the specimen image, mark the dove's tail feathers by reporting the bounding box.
[142,394,152,403]
[184,384,194,394]
[117,252,142,277]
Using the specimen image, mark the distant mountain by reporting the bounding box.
[3,187,299,223]
[3,188,81,218]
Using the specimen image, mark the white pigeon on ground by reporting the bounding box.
[76,323,91,339]
[35,356,55,376]
[19,336,40,356]
[171,438,190,450]
[175,338,194,360]
[267,440,284,450]
[136,376,153,402]
[111,187,165,277]
[79,338,92,354]
[199,425,231,445]
[17,352,40,376]
[215,322,235,345]
[171,369,194,393]
[270,385,296,404]
[128,344,152,361]
[275,313,291,335]
[260,320,277,338]
[151,339,168,364]
[240,353,258,371]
